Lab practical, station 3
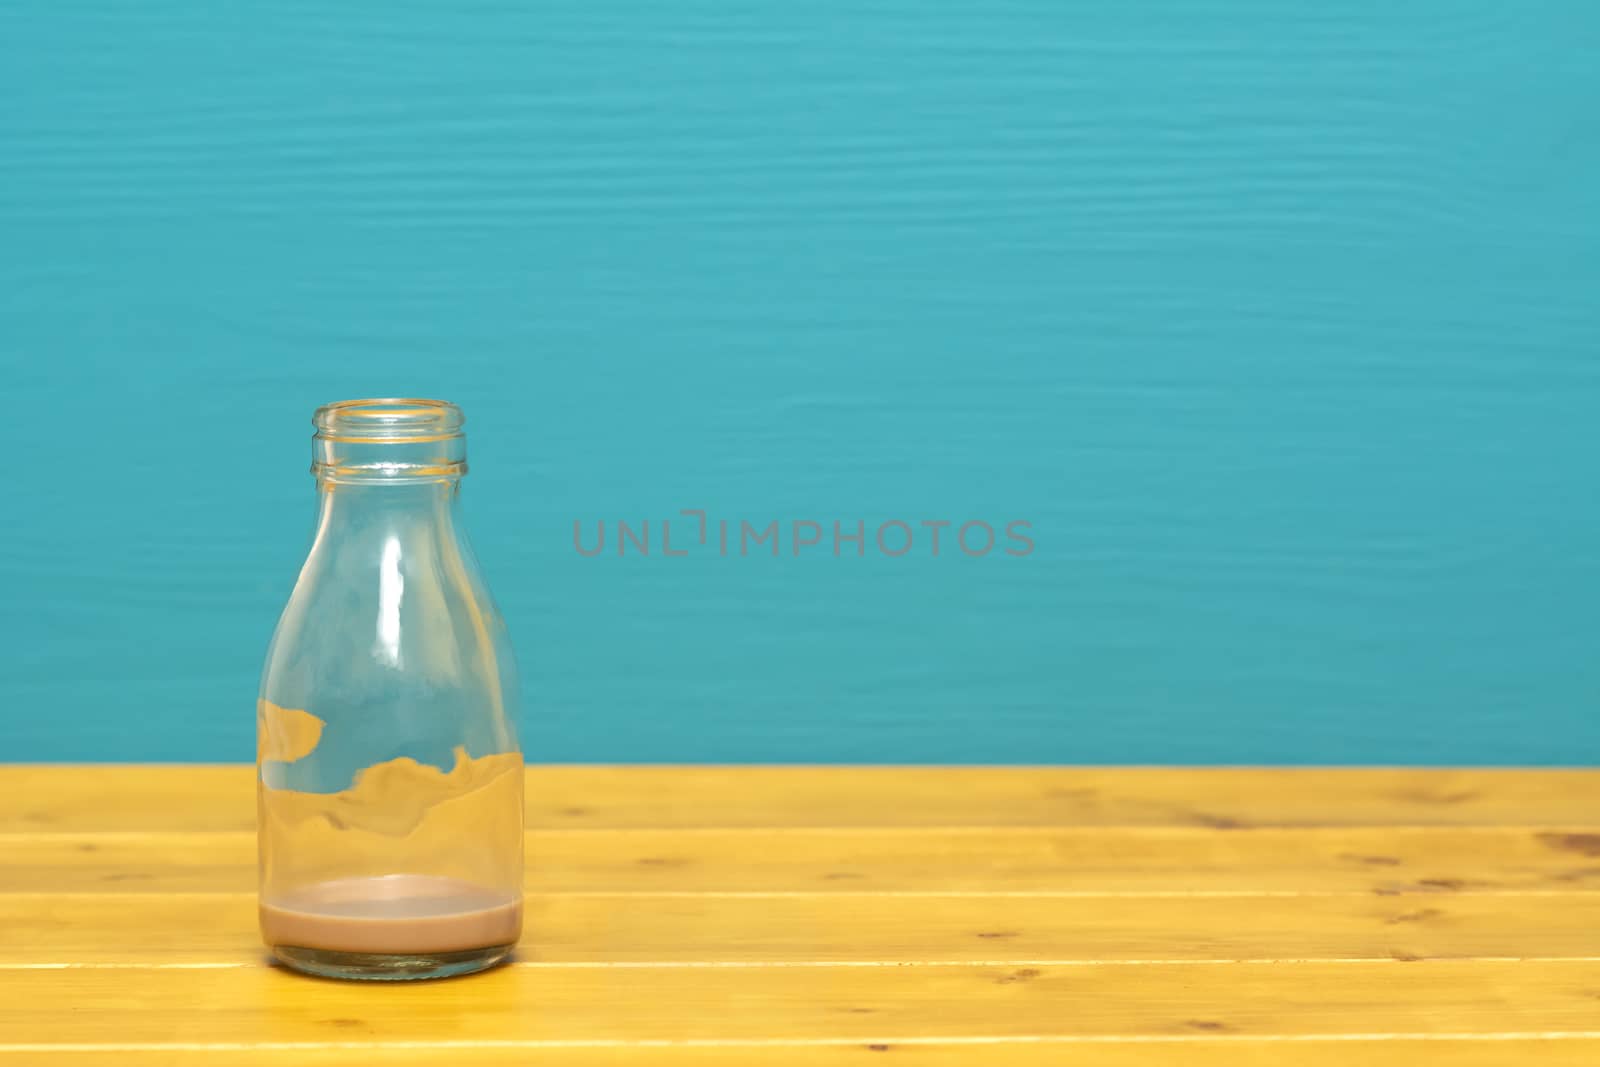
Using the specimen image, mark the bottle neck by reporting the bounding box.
[306,398,471,548]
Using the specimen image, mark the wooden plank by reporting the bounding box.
[18,1041,1600,1067]
[5,891,1600,965]
[1,962,1597,1046]
[6,826,1600,894]
[2,767,1597,833]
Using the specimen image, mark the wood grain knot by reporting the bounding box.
[1539,832,1600,857]
[1417,878,1469,892]
[995,968,1040,985]
[1385,908,1443,925]
[1391,788,1480,806]
[1339,853,1401,867]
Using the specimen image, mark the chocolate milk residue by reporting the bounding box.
[260,874,521,954]
[259,705,524,955]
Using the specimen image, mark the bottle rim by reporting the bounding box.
[313,398,464,444]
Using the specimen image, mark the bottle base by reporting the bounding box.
[269,943,515,981]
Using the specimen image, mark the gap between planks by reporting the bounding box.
[8,957,1600,971]
[6,1032,1600,1050]
[15,1038,1600,1067]
[9,889,1599,898]
[6,825,1600,837]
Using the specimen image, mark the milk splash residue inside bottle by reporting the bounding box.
[258,700,524,957]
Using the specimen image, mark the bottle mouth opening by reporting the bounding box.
[312,398,467,482]
[313,398,464,443]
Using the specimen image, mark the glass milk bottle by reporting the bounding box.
[257,399,523,980]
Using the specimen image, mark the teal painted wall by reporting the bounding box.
[2,2,1597,764]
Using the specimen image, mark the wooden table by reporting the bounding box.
[2,766,1598,1063]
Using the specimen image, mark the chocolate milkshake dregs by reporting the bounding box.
[257,400,524,981]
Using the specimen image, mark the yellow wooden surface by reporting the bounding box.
[1,767,1597,1063]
